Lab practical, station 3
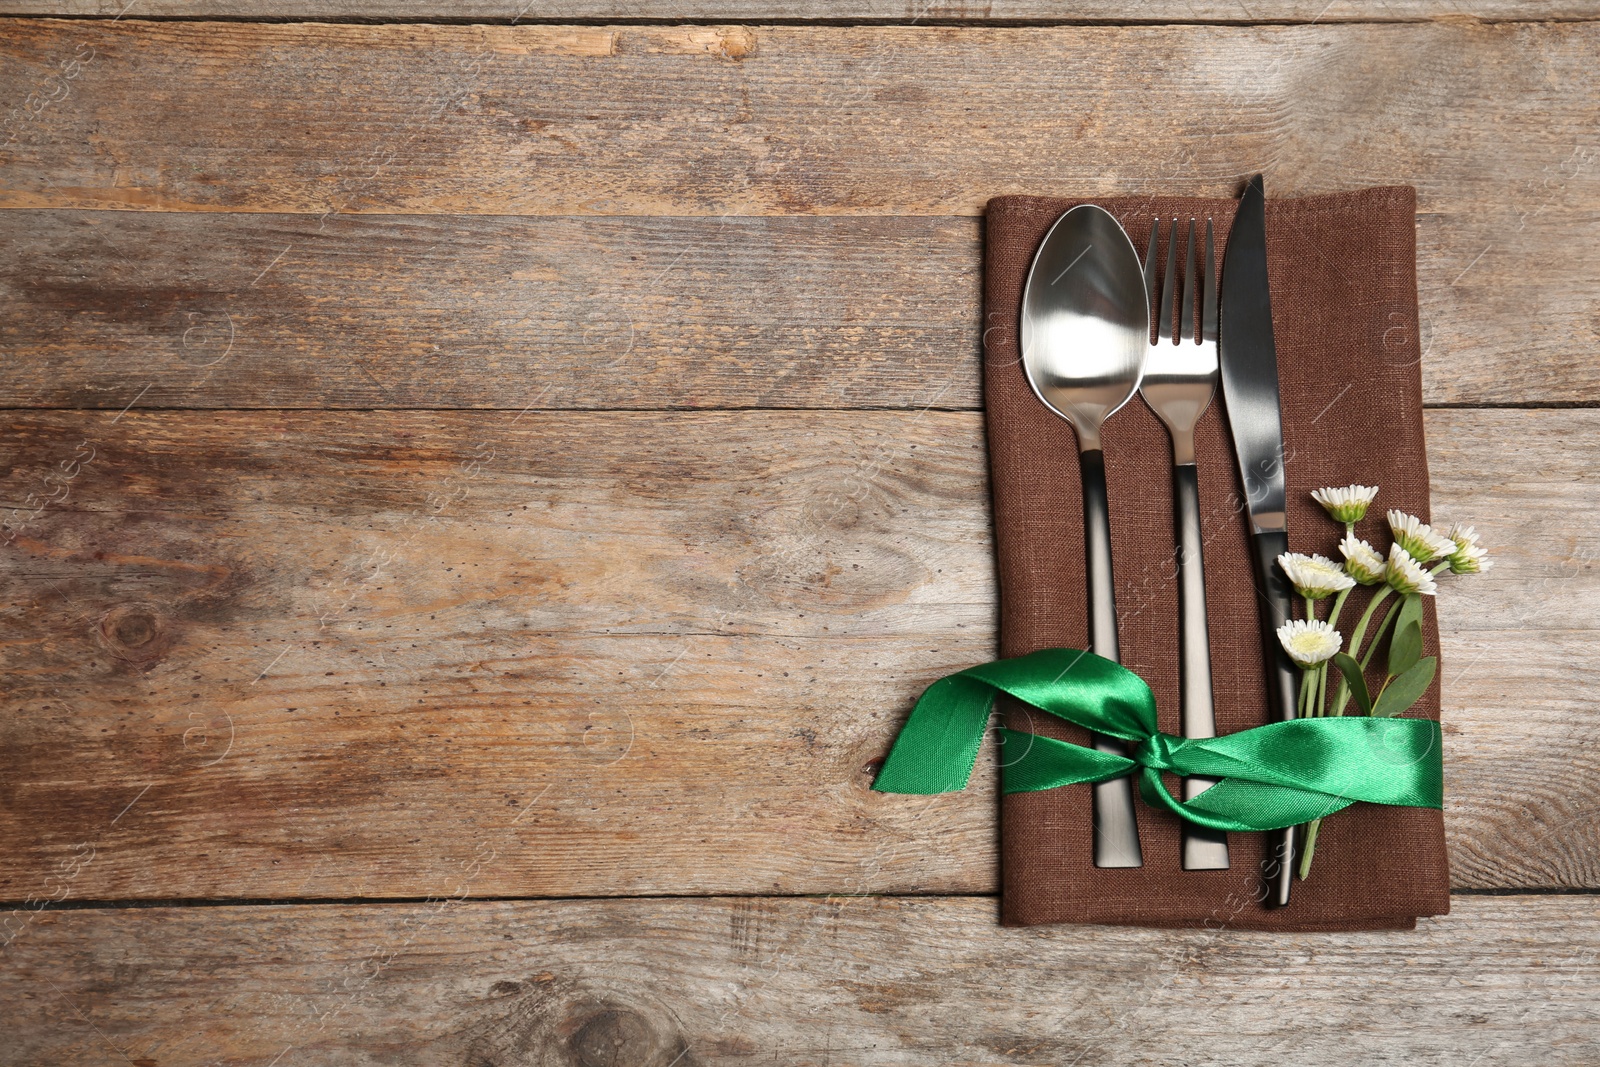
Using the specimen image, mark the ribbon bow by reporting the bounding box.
[871,649,1441,832]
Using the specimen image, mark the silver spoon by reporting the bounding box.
[1020,204,1148,869]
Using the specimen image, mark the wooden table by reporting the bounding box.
[2,4,1597,1063]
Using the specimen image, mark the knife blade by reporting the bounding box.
[1218,174,1300,907]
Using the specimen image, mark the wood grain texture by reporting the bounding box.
[1,208,1591,409]
[5,895,1600,1066]
[0,409,999,903]
[0,211,980,411]
[3,1,1596,20]
[0,20,1596,221]
[1,408,1593,901]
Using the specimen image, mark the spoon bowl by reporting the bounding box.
[1021,205,1149,452]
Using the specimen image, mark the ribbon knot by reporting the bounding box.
[1130,732,1181,774]
[872,648,1442,833]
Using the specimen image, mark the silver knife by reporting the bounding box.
[1218,174,1299,907]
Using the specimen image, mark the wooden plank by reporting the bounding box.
[0,408,1592,901]
[3,1,1596,21]
[1429,410,1600,890]
[0,209,1589,409]
[0,211,981,411]
[0,20,1596,222]
[5,895,1600,1065]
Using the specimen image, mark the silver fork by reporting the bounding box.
[1141,218,1230,871]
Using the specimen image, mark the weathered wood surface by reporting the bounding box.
[5,895,1600,1065]
[0,7,1592,1060]
[0,20,1595,220]
[1,207,1589,409]
[1,408,1592,901]
[5,20,1595,408]
[4,1,1597,20]
[0,211,980,411]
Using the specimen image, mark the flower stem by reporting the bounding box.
[1299,553,1361,880]
[1358,600,1402,672]
[1298,817,1322,880]
[1326,586,1352,631]
[1317,587,1351,720]
[1365,563,1452,712]
[1330,586,1394,716]
[1302,538,1444,881]
[1348,587,1393,661]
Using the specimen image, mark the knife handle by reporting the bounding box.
[1174,462,1229,870]
[1081,448,1142,869]
[1250,527,1299,905]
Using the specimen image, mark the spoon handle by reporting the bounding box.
[1080,448,1143,869]
[1174,461,1230,869]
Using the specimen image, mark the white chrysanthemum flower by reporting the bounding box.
[1311,484,1379,525]
[1385,543,1439,596]
[1276,619,1343,668]
[1339,535,1387,586]
[1277,552,1357,599]
[1386,509,1457,563]
[1446,522,1493,575]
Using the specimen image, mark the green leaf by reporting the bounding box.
[1331,652,1372,716]
[1388,593,1424,677]
[1373,656,1438,717]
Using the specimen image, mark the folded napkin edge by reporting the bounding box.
[985,184,1417,220]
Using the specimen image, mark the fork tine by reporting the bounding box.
[1180,218,1197,345]
[1160,218,1178,343]
[1202,217,1217,342]
[1143,219,1159,341]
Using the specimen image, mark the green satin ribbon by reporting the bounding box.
[871,648,1441,832]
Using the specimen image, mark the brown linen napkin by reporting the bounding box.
[985,187,1450,931]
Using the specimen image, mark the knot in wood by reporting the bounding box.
[567,1006,685,1067]
[97,604,171,668]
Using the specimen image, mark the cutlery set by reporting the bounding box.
[1019,176,1299,901]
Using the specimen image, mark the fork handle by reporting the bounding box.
[1173,461,1229,870]
[1081,448,1143,868]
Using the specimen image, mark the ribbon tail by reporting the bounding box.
[1165,717,1444,812]
[1137,770,1358,833]
[999,728,1136,792]
[871,675,996,794]
[963,649,1157,743]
